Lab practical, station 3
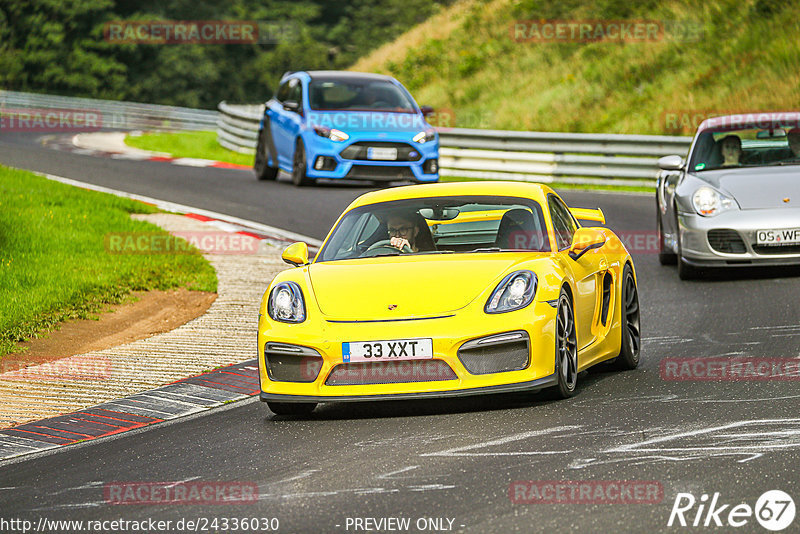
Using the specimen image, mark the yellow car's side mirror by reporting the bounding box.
[281,242,309,267]
[568,227,607,261]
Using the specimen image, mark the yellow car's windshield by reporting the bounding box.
[316,195,550,262]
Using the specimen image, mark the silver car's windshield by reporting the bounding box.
[689,127,800,172]
[316,196,551,262]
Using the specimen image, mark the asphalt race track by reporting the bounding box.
[2,133,800,532]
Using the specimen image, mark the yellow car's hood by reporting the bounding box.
[309,254,530,321]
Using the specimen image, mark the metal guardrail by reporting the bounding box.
[213,101,693,187]
[217,101,263,153]
[437,129,692,187]
[1,90,218,131]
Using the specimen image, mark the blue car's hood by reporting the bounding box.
[307,110,430,135]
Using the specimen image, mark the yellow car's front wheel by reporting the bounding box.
[553,287,578,399]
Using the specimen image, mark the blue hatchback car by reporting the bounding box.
[254,71,440,186]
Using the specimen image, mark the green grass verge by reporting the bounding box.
[0,166,217,358]
[125,130,254,167]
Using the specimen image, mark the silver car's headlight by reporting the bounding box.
[692,186,735,217]
[268,282,306,323]
[485,271,537,314]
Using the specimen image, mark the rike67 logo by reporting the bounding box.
[668,490,795,531]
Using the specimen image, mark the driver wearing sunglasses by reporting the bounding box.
[387,213,420,252]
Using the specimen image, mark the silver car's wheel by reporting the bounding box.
[657,211,676,265]
[553,289,578,398]
[674,210,700,280]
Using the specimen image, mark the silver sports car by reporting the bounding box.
[656,113,800,279]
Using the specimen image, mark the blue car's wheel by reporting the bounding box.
[254,127,278,181]
[292,139,313,187]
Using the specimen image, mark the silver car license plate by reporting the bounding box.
[756,228,800,246]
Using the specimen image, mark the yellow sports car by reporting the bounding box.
[258,182,640,415]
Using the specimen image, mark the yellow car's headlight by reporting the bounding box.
[268,282,306,323]
[485,271,537,314]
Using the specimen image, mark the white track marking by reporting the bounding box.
[271,470,320,484]
[569,418,800,468]
[420,426,579,457]
[377,465,420,479]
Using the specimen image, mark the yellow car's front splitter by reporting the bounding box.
[258,300,558,403]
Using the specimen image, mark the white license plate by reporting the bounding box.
[367,147,397,160]
[342,338,433,362]
[756,228,800,246]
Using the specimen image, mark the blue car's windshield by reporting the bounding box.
[309,78,417,113]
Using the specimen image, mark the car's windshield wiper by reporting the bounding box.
[469,247,505,253]
[368,252,402,258]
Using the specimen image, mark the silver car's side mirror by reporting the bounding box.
[658,155,684,171]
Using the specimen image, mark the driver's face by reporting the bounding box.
[387,216,417,240]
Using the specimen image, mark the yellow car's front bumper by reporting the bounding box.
[257,300,558,402]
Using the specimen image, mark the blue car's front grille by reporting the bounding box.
[340,142,421,161]
[346,165,416,181]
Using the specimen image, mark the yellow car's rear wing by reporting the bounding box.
[569,207,605,225]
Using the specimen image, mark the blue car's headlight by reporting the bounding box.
[268,282,306,323]
[412,128,436,144]
[313,125,349,142]
[485,271,537,314]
